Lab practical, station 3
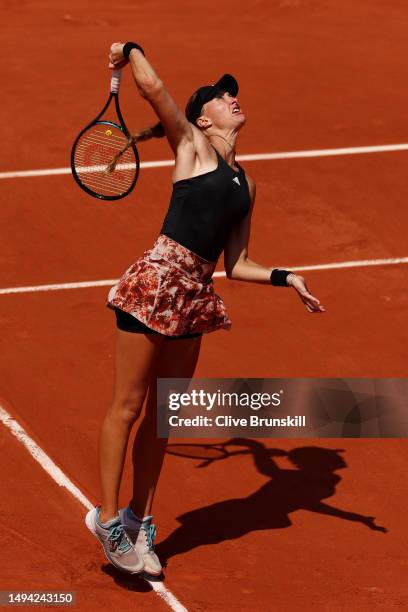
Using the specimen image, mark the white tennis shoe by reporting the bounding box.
[119,505,163,576]
[85,506,144,574]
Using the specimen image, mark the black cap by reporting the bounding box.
[185,74,239,125]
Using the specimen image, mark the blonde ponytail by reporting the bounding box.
[107,122,165,173]
[129,121,165,143]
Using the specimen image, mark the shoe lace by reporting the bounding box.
[141,520,157,552]
[107,524,132,553]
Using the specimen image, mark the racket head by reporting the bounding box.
[71,119,140,201]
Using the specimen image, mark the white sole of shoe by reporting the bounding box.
[85,508,144,575]
[142,565,163,577]
[84,508,98,536]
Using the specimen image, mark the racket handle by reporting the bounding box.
[110,69,122,94]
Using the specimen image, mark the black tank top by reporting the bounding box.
[160,146,251,262]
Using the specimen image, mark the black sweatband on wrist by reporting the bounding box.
[270,269,293,287]
[123,42,145,60]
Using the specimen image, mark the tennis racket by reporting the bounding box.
[166,442,250,468]
[71,69,140,200]
[166,441,287,468]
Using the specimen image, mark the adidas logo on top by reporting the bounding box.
[233,176,240,185]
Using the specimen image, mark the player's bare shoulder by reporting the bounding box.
[190,123,217,163]
[172,123,217,182]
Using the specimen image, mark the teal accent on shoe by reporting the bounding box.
[107,524,132,553]
[96,507,120,529]
[141,517,157,551]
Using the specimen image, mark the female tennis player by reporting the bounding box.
[85,41,325,577]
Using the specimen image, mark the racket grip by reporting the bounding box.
[110,69,122,94]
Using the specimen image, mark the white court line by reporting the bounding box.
[0,405,93,510]
[1,143,408,179]
[0,256,407,296]
[0,404,188,612]
[0,279,119,295]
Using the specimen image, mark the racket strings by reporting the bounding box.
[73,125,137,197]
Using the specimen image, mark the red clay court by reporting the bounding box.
[1,1,407,610]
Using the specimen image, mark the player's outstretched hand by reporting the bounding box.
[362,516,388,532]
[109,43,128,69]
[287,274,325,313]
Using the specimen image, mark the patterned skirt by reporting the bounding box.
[106,234,232,336]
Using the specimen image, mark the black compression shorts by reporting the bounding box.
[114,307,202,339]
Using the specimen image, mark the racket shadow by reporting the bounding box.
[165,441,251,468]
[158,438,386,563]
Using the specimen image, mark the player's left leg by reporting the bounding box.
[120,334,202,575]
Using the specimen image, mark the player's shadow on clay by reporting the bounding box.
[157,439,387,563]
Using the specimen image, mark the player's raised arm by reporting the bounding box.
[109,42,194,155]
